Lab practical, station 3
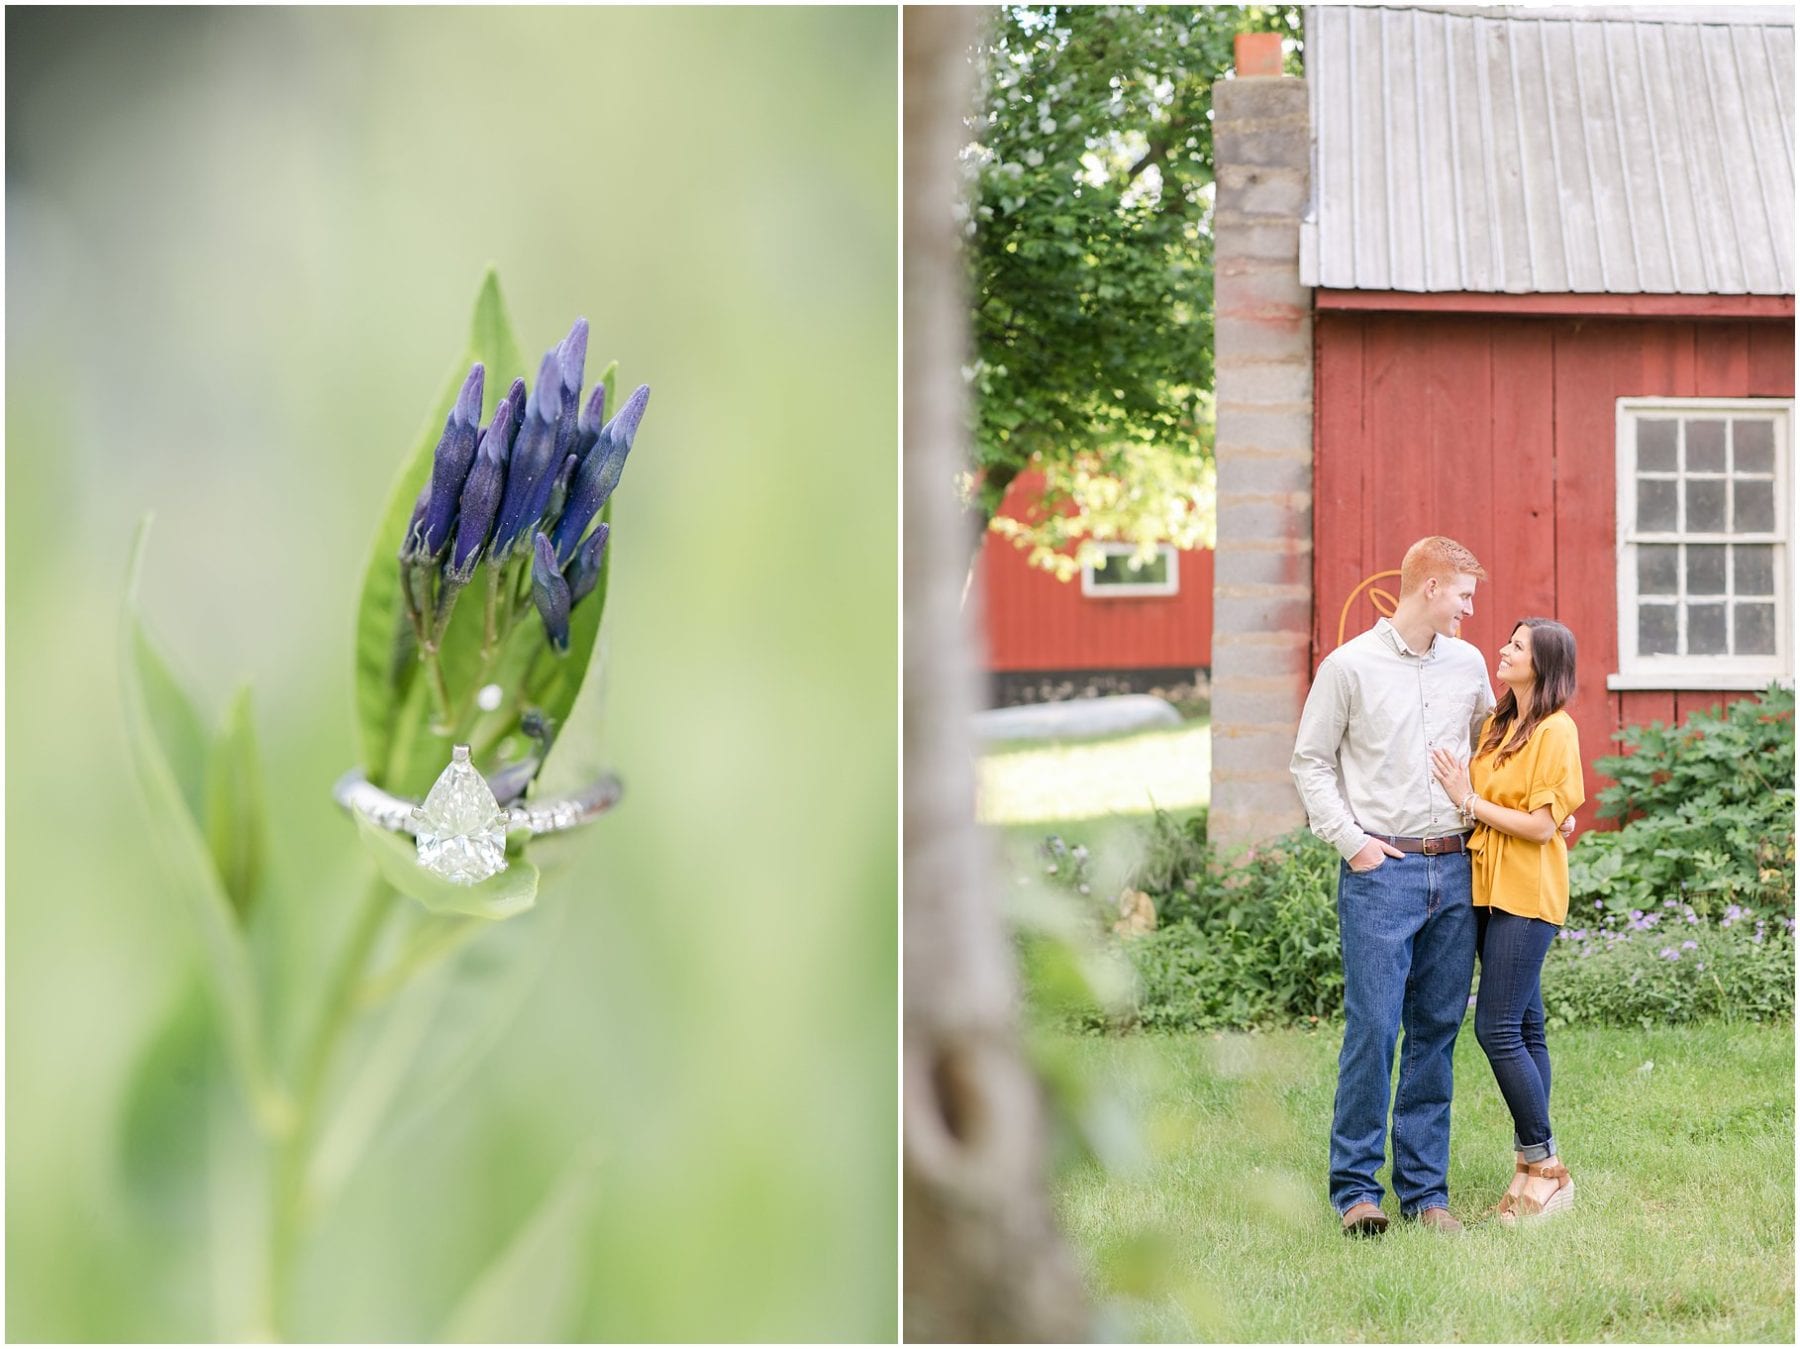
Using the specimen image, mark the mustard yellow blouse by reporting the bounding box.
[1467,709,1586,926]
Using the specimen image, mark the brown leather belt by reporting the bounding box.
[1365,831,1472,856]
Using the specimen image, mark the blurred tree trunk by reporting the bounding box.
[902,8,1088,1343]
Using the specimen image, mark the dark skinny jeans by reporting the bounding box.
[1473,905,1558,1162]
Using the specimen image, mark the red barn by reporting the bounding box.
[1209,6,1795,847]
[976,469,1213,704]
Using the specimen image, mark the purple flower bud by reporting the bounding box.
[559,318,588,400]
[446,387,519,582]
[483,756,541,806]
[531,532,571,653]
[543,453,579,533]
[549,384,650,565]
[574,383,607,465]
[552,320,588,470]
[399,482,431,562]
[566,521,610,607]
[490,350,564,559]
[417,363,484,556]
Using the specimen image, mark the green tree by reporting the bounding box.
[965,4,1301,572]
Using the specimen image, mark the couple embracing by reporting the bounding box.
[1292,536,1587,1234]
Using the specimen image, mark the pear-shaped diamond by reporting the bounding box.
[415,745,508,884]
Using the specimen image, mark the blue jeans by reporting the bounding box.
[1331,851,1476,1216]
[1473,906,1558,1161]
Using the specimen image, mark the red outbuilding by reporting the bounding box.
[1209,6,1795,846]
[976,469,1212,703]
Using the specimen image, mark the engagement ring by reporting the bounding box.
[333,745,621,885]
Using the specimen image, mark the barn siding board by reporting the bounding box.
[1748,322,1795,393]
[1618,690,1678,732]
[1695,320,1753,390]
[1314,315,1368,666]
[1639,322,1697,394]
[1487,324,1558,616]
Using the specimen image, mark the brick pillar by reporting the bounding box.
[1209,55,1312,852]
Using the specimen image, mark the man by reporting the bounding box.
[1291,536,1494,1236]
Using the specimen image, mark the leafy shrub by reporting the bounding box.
[1542,902,1795,1028]
[1109,822,1343,1032]
[1570,685,1794,919]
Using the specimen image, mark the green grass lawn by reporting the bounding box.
[977,716,1210,829]
[1048,1022,1794,1342]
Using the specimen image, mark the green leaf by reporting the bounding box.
[121,516,288,1131]
[116,978,214,1230]
[440,1136,605,1343]
[131,614,210,824]
[353,812,538,920]
[354,268,526,787]
[204,685,266,921]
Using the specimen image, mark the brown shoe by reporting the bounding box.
[1340,1201,1388,1236]
[1413,1206,1463,1233]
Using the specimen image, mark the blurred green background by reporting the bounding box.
[6,6,896,1341]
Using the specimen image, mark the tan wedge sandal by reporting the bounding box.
[1500,1157,1574,1226]
[1494,1155,1530,1222]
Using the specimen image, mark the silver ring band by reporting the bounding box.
[332,764,622,835]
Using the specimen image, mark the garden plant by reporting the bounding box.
[121,272,647,1339]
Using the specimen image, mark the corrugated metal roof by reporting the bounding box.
[1299,4,1796,295]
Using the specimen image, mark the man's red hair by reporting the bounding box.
[1399,536,1487,596]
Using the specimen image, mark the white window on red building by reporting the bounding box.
[1080,542,1179,598]
[1613,399,1793,690]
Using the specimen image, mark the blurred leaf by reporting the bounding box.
[327,899,565,1198]
[117,978,213,1230]
[121,516,288,1130]
[355,268,525,787]
[353,812,538,920]
[204,685,266,920]
[131,604,209,824]
[441,1135,605,1343]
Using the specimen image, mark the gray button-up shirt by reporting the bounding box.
[1291,618,1496,861]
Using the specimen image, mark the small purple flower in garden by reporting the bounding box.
[550,383,652,566]
[543,453,580,532]
[530,531,572,653]
[1681,940,1697,950]
[1659,947,1680,961]
[1664,899,1677,908]
[1630,909,1644,922]
[446,381,522,583]
[489,349,565,560]
[574,382,607,466]
[415,363,485,558]
[1725,904,1744,922]
[565,522,610,607]
[1686,914,1699,924]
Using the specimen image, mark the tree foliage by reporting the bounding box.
[964,4,1302,568]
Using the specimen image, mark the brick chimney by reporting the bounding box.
[1208,35,1312,852]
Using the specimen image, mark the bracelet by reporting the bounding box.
[1460,791,1479,819]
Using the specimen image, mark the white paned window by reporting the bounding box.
[1612,399,1792,690]
[1081,543,1179,598]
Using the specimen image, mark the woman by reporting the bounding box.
[1430,618,1585,1225]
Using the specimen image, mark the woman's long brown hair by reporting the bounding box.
[1478,618,1577,767]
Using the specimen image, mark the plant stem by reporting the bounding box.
[484,561,502,650]
[355,915,486,1009]
[268,875,394,1338]
[423,645,455,734]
